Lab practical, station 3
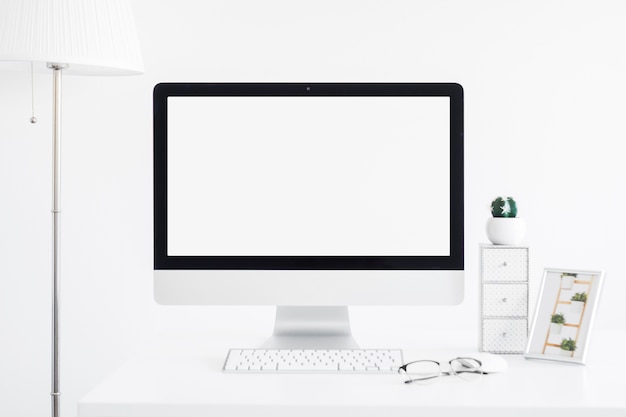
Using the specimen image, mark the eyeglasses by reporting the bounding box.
[398,357,489,384]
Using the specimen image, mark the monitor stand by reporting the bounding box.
[261,306,359,349]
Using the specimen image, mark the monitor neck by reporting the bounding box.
[262,306,359,349]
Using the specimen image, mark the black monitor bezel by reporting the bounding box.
[154,83,463,270]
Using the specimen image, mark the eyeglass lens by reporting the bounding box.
[449,357,483,381]
[449,357,482,374]
[401,360,441,382]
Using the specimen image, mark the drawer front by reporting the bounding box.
[481,318,528,354]
[482,247,528,282]
[482,284,528,317]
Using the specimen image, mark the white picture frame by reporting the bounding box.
[524,268,604,364]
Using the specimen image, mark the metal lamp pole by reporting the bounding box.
[49,62,67,417]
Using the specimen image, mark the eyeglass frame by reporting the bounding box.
[398,357,490,384]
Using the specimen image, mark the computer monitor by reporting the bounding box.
[153,83,464,348]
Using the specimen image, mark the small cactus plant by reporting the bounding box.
[560,338,577,352]
[491,196,518,218]
[551,313,566,325]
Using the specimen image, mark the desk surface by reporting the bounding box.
[79,329,624,417]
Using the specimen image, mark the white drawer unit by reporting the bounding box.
[480,244,529,354]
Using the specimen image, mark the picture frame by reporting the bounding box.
[525,268,604,364]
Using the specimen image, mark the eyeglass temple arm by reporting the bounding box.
[404,375,441,383]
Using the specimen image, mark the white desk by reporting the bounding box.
[78,329,624,417]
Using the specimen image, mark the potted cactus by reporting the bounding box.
[560,338,577,357]
[550,313,566,335]
[561,273,576,290]
[486,196,527,245]
[570,292,588,313]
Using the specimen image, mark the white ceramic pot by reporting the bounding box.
[560,349,574,357]
[550,323,563,335]
[561,275,575,290]
[570,300,585,313]
[486,217,527,245]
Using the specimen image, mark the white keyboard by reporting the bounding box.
[223,348,403,373]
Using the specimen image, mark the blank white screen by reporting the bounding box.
[167,96,450,257]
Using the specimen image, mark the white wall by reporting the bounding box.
[1,1,625,416]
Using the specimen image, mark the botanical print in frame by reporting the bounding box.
[525,268,604,364]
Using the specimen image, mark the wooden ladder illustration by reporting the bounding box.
[542,273,594,356]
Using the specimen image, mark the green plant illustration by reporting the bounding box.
[490,196,518,218]
[571,292,588,303]
[560,338,577,352]
[550,313,566,324]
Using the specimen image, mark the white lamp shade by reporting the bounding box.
[0,0,143,75]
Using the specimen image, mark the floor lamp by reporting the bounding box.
[0,1,143,416]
